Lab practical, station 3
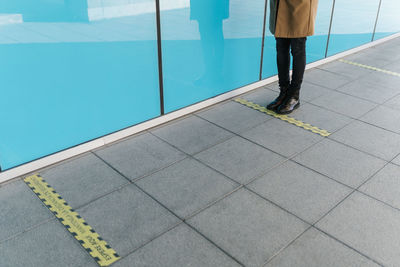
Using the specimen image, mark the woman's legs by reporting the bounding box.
[276,38,291,89]
[288,37,307,99]
[267,38,291,110]
[275,37,306,114]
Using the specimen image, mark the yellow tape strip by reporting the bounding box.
[24,174,120,267]
[339,59,400,77]
[234,98,331,137]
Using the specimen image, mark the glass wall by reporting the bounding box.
[326,0,380,56]
[0,0,399,172]
[374,0,400,40]
[160,0,266,113]
[0,0,161,170]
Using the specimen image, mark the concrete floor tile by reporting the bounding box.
[241,119,323,157]
[316,192,400,266]
[95,133,186,181]
[336,79,399,104]
[40,153,129,209]
[298,82,333,102]
[265,81,280,92]
[266,228,380,267]
[291,103,353,133]
[0,180,53,242]
[248,161,351,223]
[151,116,233,155]
[293,139,386,188]
[311,91,377,119]
[195,136,285,184]
[197,101,271,134]
[261,82,331,103]
[317,60,373,79]
[384,94,400,111]
[242,87,280,107]
[392,154,400,166]
[360,105,400,134]
[383,61,400,73]
[361,72,400,91]
[359,163,400,210]
[187,188,308,267]
[330,120,400,161]
[303,68,352,89]
[367,46,400,62]
[137,158,238,218]
[0,220,98,267]
[343,50,392,67]
[78,184,180,257]
[114,224,240,267]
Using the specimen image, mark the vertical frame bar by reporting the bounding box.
[325,0,336,58]
[259,0,269,80]
[372,0,383,41]
[155,0,165,115]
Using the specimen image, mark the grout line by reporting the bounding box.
[183,222,246,267]
[262,226,313,266]
[182,186,244,222]
[0,217,56,245]
[310,225,385,267]
[110,221,184,263]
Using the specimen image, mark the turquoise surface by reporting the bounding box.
[160,1,265,113]
[327,0,380,56]
[0,0,161,170]
[373,0,400,40]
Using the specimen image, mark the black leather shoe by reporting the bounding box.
[276,97,300,114]
[267,89,287,111]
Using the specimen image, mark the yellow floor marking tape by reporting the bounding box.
[339,59,400,77]
[24,174,120,267]
[234,98,331,137]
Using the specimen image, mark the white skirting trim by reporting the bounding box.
[1,32,399,184]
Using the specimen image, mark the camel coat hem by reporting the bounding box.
[270,0,319,38]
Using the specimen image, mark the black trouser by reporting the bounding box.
[276,37,307,99]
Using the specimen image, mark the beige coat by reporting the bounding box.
[270,0,319,38]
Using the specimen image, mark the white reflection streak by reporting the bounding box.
[0,14,23,25]
[88,0,190,21]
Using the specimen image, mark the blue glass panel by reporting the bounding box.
[327,0,380,56]
[160,0,266,113]
[373,0,400,40]
[0,0,160,171]
[306,0,333,63]
[262,0,333,79]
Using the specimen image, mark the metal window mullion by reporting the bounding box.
[325,0,336,58]
[155,0,165,115]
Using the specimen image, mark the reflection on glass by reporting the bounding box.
[374,0,400,40]
[306,0,333,62]
[0,0,160,171]
[161,0,265,113]
[327,0,380,56]
[191,0,228,87]
[0,0,89,22]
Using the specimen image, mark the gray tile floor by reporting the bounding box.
[1,37,400,267]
